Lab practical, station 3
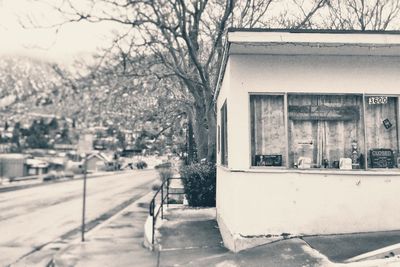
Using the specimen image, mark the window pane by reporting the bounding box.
[250,95,286,167]
[365,96,399,168]
[288,94,364,169]
[220,102,228,166]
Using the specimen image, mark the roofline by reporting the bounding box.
[228,28,400,35]
[214,28,400,103]
[213,35,230,104]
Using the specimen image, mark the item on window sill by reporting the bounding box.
[370,149,394,168]
[350,140,359,165]
[323,159,329,168]
[397,157,400,168]
[332,160,340,169]
[339,158,352,170]
[298,157,311,169]
[359,153,365,169]
[352,164,360,169]
[255,154,282,166]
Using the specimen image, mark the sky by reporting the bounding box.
[0,0,122,65]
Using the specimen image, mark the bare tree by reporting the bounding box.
[28,0,327,163]
[321,0,400,30]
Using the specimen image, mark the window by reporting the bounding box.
[365,96,399,168]
[288,94,364,169]
[250,93,400,170]
[250,95,286,167]
[220,101,228,166]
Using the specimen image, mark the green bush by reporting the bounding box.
[180,163,216,207]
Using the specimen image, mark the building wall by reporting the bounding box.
[0,156,27,178]
[86,157,102,171]
[216,52,400,246]
[216,59,231,166]
[217,168,400,236]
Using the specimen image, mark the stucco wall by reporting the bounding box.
[216,52,400,245]
[217,167,400,236]
[216,59,231,166]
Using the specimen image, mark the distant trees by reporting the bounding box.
[11,122,21,147]
[9,118,72,149]
[48,117,59,130]
[60,122,71,144]
[29,0,400,163]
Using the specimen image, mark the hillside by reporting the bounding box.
[0,55,174,132]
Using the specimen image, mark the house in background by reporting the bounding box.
[26,158,49,176]
[215,29,400,252]
[86,152,114,172]
[0,154,28,179]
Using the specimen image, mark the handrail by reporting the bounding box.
[149,177,185,245]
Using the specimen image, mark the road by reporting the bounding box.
[0,169,158,267]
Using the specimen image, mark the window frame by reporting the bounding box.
[249,92,400,171]
[364,94,400,170]
[249,92,287,168]
[220,100,228,166]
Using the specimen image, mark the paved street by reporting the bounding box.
[0,169,158,267]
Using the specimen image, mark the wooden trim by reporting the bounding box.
[284,93,289,168]
[397,97,400,154]
[362,94,368,170]
[248,93,253,168]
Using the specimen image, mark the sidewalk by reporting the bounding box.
[157,207,326,267]
[48,199,400,267]
[156,206,400,267]
[51,191,158,267]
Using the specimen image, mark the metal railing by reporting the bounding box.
[149,177,185,245]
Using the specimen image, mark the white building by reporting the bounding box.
[215,29,400,252]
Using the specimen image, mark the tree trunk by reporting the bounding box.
[192,102,209,161]
[189,97,217,164]
[187,113,195,164]
[206,104,216,163]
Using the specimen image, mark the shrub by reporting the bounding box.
[180,162,216,207]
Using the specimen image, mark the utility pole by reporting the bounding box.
[78,132,93,242]
[81,154,88,242]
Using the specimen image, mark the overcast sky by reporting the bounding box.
[0,0,121,65]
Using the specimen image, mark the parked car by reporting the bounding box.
[43,171,59,182]
[62,171,75,179]
[136,160,148,169]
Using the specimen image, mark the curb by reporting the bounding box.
[345,243,400,263]
[0,169,152,193]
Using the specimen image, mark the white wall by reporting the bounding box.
[217,168,400,236]
[216,59,231,166]
[216,52,400,247]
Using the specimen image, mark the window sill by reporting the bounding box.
[245,167,400,176]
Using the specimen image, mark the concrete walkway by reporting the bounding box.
[51,191,158,267]
[156,207,400,267]
[304,230,400,263]
[157,207,327,267]
[49,199,400,267]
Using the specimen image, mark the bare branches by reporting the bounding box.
[323,0,400,30]
[294,0,330,29]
